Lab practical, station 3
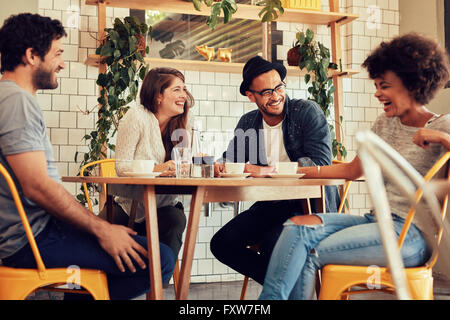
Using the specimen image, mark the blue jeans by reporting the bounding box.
[2,217,175,300]
[258,213,430,300]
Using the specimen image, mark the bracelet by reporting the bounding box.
[317,166,321,175]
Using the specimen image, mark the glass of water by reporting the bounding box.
[173,147,192,178]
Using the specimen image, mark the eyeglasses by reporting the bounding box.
[248,83,286,99]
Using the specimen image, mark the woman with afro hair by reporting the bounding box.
[259,33,450,300]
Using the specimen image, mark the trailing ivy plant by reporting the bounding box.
[75,16,150,206]
[190,0,284,29]
[293,29,347,159]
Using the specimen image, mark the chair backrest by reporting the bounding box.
[99,160,116,178]
[398,152,449,268]
[80,159,116,212]
[0,163,47,277]
[356,130,450,299]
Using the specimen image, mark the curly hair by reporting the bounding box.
[362,33,450,105]
[0,13,66,73]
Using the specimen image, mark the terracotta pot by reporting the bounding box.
[287,46,303,66]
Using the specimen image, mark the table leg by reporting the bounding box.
[143,185,163,300]
[176,186,206,300]
[318,186,326,213]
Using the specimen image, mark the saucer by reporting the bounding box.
[123,172,162,178]
[267,173,305,179]
[219,173,251,179]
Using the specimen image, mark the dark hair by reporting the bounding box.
[0,13,67,73]
[362,33,450,105]
[140,67,194,161]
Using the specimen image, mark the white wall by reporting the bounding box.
[399,0,450,114]
[0,0,38,25]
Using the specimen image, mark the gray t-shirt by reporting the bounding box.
[371,113,450,236]
[0,80,59,259]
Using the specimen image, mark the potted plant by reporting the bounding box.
[75,16,150,206]
[290,29,346,159]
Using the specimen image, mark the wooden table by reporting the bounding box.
[62,176,345,300]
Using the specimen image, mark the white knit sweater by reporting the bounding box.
[114,104,194,222]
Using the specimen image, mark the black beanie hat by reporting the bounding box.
[239,56,287,96]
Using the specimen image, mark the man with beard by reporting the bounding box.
[211,56,340,287]
[0,13,174,300]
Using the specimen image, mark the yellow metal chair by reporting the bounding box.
[80,158,116,213]
[0,163,109,300]
[319,151,450,300]
[239,160,352,300]
[80,158,181,294]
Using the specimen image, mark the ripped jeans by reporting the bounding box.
[258,213,429,300]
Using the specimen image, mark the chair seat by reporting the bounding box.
[0,265,109,300]
[319,264,433,300]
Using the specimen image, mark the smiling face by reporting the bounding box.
[32,38,65,90]
[373,70,419,120]
[246,69,286,126]
[157,76,188,118]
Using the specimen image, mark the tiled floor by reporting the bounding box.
[27,278,450,300]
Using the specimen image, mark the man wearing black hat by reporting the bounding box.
[210,56,340,286]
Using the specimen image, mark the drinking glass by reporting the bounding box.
[173,147,192,178]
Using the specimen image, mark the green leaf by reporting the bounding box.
[306,29,314,43]
[298,32,306,46]
[113,71,120,82]
[192,0,202,11]
[129,35,137,52]
[128,68,135,82]
[304,74,311,85]
[305,58,314,72]
[99,44,113,57]
[97,73,108,87]
[329,86,336,94]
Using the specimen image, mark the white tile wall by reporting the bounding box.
[36,0,399,284]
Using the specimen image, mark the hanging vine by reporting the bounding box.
[292,29,347,159]
[75,16,150,205]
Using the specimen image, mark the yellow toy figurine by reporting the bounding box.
[195,45,215,62]
[217,48,232,63]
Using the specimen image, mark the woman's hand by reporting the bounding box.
[214,162,225,177]
[154,160,176,176]
[413,128,450,150]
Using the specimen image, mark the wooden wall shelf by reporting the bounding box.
[86,0,358,26]
[85,54,359,78]
[86,0,359,159]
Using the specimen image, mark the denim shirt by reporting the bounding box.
[222,96,340,213]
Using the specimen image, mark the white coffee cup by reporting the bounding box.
[131,159,155,173]
[276,162,298,174]
[225,162,245,174]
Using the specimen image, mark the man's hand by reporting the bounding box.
[245,163,275,177]
[6,151,148,273]
[95,220,148,273]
